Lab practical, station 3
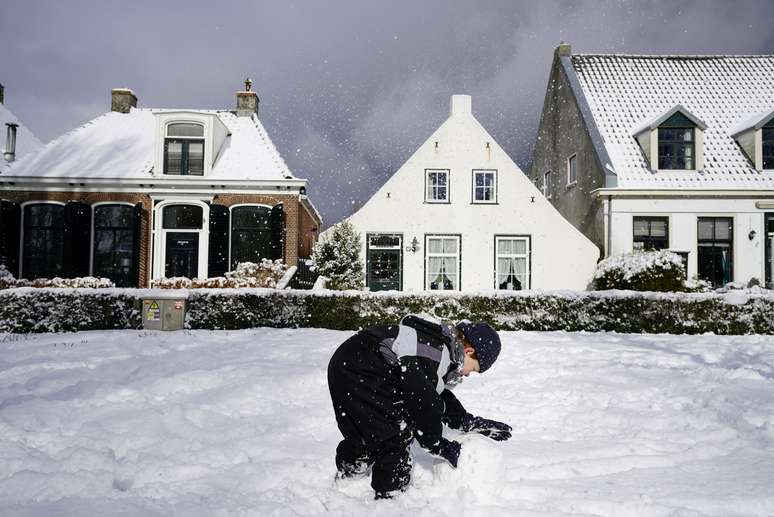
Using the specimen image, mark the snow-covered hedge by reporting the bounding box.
[150,260,287,289]
[0,288,139,333]
[592,250,689,291]
[2,288,772,334]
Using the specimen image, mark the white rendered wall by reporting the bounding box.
[344,95,599,292]
[609,197,769,283]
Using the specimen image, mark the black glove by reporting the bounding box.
[461,414,512,441]
[428,437,461,468]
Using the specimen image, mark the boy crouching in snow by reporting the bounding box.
[327,315,511,499]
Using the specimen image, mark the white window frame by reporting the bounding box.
[567,154,577,186]
[494,235,530,290]
[543,170,552,198]
[424,234,461,291]
[425,169,450,203]
[90,201,136,279]
[18,200,66,279]
[472,169,497,204]
[151,199,210,280]
[228,203,274,270]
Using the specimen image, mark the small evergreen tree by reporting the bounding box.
[312,220,364,290]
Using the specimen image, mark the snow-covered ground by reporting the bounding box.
[1,328,773,516]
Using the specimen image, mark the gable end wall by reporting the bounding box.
[529,56,606,254]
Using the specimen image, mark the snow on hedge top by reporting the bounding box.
[0,102,43,173]
[1,109,297,182]
[569,54,774,189]
[594,250,683,281]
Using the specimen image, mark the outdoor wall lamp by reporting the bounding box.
[748,230,756,241]
[406,237,420,253]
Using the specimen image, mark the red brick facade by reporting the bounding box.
[0,190,319,287]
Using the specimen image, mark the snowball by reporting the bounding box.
[432,434,505,499]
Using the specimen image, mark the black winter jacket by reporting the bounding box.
[359,315,470,450]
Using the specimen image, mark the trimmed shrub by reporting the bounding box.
[0,265,115,290]
[150,260,287,289]
[592,250,686,291]
[0,289,139,333]
[312,221,364,290]
[1,288,772,335]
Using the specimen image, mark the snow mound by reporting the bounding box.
[432,434,504,499]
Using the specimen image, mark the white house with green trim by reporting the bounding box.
[340,95,599,292]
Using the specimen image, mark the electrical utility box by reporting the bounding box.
[142,297,186,331]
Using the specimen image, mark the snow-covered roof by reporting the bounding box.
[1,108,298,182]
[630,104,707,136]
[566,54,774,189]
[0,102,43,173]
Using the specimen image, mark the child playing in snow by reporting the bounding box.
[327,315,511,499]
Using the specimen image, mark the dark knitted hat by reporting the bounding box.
[456,321,501,373]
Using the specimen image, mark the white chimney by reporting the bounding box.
[450,95,472,117]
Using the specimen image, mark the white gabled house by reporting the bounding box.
[530,45,774,288]
[342,95,599,292]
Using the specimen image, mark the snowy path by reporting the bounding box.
[0,329,772,516]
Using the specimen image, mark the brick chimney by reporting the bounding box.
[111,88,137,113]
[236,78,259,117]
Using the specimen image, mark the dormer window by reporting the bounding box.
[658,112,695,170]
[764,121,774,169]
[633,105,706,172]
[164,123,204,176]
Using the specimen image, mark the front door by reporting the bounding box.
[766,214,774,289]
[165,232,199,278]
[697,217,733,287]
[367,234,402,291]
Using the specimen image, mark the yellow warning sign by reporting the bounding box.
[146,301,161,321]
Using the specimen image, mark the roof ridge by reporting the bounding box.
[573,53,774,59]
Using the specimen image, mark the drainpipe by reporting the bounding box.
[603,195,612,258]
[4,122,18,163]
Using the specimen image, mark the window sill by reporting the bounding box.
[471,201,499,205]
[424,200,451,205]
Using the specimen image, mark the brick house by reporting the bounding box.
[0,83,321,287]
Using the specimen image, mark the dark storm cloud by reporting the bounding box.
[2,0,773,225]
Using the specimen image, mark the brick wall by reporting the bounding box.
[1,190,315,285]
[297,202,319,259]
[212,193,301,265]
[0,191,153,287]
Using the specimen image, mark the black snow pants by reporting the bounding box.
[327,332,413,493]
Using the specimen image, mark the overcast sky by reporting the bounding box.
[2,0,773,225]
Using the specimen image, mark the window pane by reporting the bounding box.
[188,142,204,175]
[22,204,65,279]
[167,123,204,137]
[428,238,443,253]
[698,220,715,240]
[165,141,183,175]
[650,220,667,237]
[442,238,457,254]
[95,205,133,228]
[163,205,203,229]
[232,206,271,230]
[714,220,732,240]
[633,219,649,237]
[369,234,400,248]
[568,156,577,183]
